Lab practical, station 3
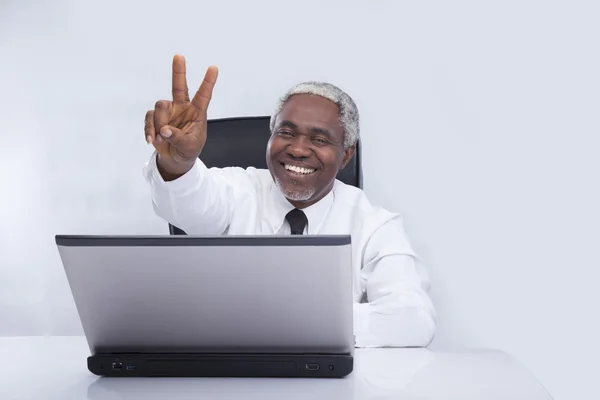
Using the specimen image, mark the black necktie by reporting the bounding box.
[285,209,308,235]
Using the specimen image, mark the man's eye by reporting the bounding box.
[313,138,328,145]
[279,131,294,137]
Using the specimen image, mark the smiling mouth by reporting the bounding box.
[281,163,316,176]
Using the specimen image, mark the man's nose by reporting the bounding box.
[287,136,312,158]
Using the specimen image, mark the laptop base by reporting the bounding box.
[88,353,354,378]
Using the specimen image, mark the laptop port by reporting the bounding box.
[305,363,320,371]
[126,365,137,371]
[112,362,123,371]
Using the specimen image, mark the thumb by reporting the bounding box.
[159,125,184,145]
[159,125,195,156]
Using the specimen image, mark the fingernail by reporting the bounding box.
[157,135,163,143]
[146,135,152,144]
[162,129,172,138]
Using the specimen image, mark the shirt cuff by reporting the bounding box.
[353,301,436,348]
[354,302,377,348]
[143,151,205,193]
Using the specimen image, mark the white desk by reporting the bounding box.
[0,337,552,400]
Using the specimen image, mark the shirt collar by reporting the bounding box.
[267,183,334,235]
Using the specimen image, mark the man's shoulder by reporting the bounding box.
[332,180,396,218]
[207,165,271,182]
[331,181,408,245]
[242,167,273,185]
[208,166,273,193]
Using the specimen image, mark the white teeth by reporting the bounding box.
[284,164,315,174]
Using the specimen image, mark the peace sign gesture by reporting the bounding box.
[145,54,218,179]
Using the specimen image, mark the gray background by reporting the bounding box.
[1,1,598,399]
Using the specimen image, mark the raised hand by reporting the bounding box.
[144,54,218,179]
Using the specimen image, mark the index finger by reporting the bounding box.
[191,65,219,113]
[172,54,190,104]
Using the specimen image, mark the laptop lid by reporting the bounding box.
[55,235,354,355]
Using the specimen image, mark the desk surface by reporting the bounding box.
[0,337,551,400]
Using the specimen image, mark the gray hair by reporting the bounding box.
[269,82,360,149]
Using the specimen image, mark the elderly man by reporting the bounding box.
[143,54,436,347]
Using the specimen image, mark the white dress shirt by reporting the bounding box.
[143,153,437,348]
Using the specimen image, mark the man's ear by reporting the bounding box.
[340,145,356,170]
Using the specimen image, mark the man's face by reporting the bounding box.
[266,94,355,208]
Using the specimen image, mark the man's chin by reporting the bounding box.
[274,177,316,202]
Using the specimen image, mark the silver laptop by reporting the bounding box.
[55,235,354,378]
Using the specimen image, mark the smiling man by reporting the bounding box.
[143,55,437,347]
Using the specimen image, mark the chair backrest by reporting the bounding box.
[169,116,363,235]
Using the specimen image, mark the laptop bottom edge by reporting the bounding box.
[88,353,354,378]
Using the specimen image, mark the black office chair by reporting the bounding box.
[169,116,363,235]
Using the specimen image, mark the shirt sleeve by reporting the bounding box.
[143,152,241,235]
[353,216,437,348]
